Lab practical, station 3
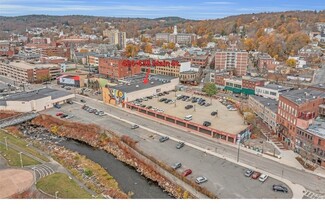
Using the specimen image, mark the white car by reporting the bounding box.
[195,176,208,184]
[259,174,268,182]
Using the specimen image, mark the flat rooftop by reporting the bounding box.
[3,61,59,69]
[112,74,177,93]
[0,88,73,103]
[259,84,292,91]
[281,89,324,105]
[250,95,278,113]
[306,117,325,138]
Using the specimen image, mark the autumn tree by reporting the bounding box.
[243,38,256,51]
[125,44,140,57]
[144,44,153,53]
[286,58,296,68]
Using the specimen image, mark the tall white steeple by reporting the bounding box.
[173,25,178,35]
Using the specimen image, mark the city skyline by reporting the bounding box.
[0,0,324,19]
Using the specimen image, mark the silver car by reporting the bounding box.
[195,176,208,184]
[171,162,182,170]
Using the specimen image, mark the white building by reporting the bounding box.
[0,88,75,112]
[255,84,292,100]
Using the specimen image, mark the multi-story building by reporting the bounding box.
[213,71,230,89]
[31,37,50,44]
[296,108,325,167]
[155,33,170,42]
[255,84,292,100]
[103,29,126,49]
[215,50,248,76]
[154,60,190,77]
[155,26,197,45]
[98,57,141,79]
[40,56,66,64]
[248,95,278,132]
[0,61,61,83]
[242,77,265,95]
[277,89,325,149]
[184,54,208,67]
[257,54,276,72]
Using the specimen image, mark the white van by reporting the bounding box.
[184,115,192,121]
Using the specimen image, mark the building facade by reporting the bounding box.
[255,84,292,100]
[103,29,126,49]
[277,89,324,149]
[215,50,248,76]
[98,57,141,79]
[248,95,278,132]
[154,60,190,77]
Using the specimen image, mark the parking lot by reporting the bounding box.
[131,91,247,135]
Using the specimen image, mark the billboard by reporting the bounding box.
[60,77,75,85]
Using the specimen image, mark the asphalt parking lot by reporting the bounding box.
[42,102,292,198]
[133,91,247,135]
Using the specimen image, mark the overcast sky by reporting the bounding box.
[0,0,324,19]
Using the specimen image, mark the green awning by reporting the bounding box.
[224,86,241,93]
[241,88,255,95]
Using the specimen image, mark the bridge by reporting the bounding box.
[0,112,39,129]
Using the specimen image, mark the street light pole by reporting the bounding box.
[4,136,8,150]
[236,135,241,163]
[55,191,59,199]
[18,152,23,168]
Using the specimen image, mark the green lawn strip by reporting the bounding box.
[0,145,40,167]
[0,130,49,162]
[37,173,93,199]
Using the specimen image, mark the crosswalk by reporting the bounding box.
[303,190,325,199]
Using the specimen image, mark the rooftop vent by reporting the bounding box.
[136,85,139,88]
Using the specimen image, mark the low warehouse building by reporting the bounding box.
[102,74,179,106]
[0,88,75,112]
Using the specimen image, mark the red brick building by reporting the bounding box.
[215,50,248,76]
[257,54,276,72]
[277,89,325,149]
[242,77,265,90]
[214,73,230,87]
[184,55,208,67]
[98,57,141,79]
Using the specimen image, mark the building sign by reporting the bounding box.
[122,59,180,67]
[60,77,75,85]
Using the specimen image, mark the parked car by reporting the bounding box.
[98,111,106,116]
[195,176,208,184]
[65,115,74,119]
[259,174,269,182]
[146,106,152,109]
[244,169,254,177]
[163,91,169,95]
[182,169,192,177]
[54,104,61,109]
[66,87,71,90]
[203,121,211,127]
[147,96,153,99]
[272,185,288,193]
[176,141,185,149]
[67,100,73,104]
[165,99,172,104]
[171,162,182,170]
[61,114,68,118]
[251,171,261,179]
[159,98,167,102]
[131,124,139,129]
[204,103,211,107]
[56,112,63,116]
[228,107,237,111]
[159,136,169,142]
[185,105,193,109]
[211,111,218,116]
[80,99,86,103]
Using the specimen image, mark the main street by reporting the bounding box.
[68,94,325,195]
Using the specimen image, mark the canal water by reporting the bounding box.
[21,124,172,199]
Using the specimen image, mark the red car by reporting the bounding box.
[251,171,261,179]
[182,169,192,177]
[56,112,63,116]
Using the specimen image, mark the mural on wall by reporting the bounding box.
[109,88,126,104]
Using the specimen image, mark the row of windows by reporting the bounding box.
[297,130,313,141]
[279,100,297,116]
[278,109,297,125]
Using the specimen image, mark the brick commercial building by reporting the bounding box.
[242,77,265,95]
[257,54,276,72]
[215,50,248,76]
[183,54,209,68]
[277,89,325,149]
[248,95,278,132]
[296,113,325,167]
[98,57,141,79]
[154,60,190,77]
[0,61,61,83]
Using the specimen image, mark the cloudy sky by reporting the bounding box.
[0,0,324,19]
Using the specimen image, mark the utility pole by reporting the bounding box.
[4,136,8,150]
[18,152,23,168]
[236,134,241,163]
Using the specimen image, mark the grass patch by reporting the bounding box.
[0,145,40,167]
[37,173,93,199]
[0,130,49,162]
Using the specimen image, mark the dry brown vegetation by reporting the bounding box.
[31,115,199,199]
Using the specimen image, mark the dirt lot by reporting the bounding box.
[138,92,247,135]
